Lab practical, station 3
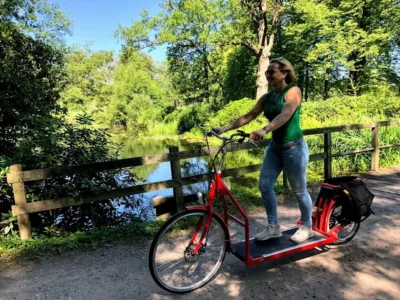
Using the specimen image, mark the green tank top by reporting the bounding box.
[263,84,303,144]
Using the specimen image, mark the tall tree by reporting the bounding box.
[117,0,285,100]
[237,0,284,98]
[278,0,400,99]
[104,51,167,133]
[223,46,257,101]
[167,43,214,105]
[335,0,399,95]
[0,0,71,44]
[59,48,115,121]
[0,0,70,156]
[0,1,140,232]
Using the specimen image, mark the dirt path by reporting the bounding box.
[1,193,399,300]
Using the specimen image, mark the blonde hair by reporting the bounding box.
[269,57,296,84]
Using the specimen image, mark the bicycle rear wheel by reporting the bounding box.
[328,203,360,245]
[149,209,228,293]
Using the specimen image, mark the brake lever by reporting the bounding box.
[249,141,258,146]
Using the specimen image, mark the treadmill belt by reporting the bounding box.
[231,228,326,261]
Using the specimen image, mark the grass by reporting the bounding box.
[145,121,178,137]
[0,220,162,267]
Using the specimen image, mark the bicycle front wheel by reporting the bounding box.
[149,209,228,293]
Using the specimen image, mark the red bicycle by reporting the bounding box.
[148,131,360,293]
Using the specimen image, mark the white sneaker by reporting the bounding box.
[255,224,282,241]
[290,225,315,243]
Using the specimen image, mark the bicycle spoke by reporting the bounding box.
[166,235,185,246]
[157,258,185,274]
[206,233,223,243]
[202,246,224,251]
[328,203,360,245]
[150,211,227,292]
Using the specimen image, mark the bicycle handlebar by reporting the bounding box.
[205,129,259,172]
[207,129,251,143]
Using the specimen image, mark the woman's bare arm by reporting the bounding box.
[223,94,268,132]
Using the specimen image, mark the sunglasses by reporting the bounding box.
[265,70,276,76]
[265,69,286,76]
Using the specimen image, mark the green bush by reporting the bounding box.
[205,98,265,133]
[177,107,201,133]
[204,93,400,175]
[301,94,400,128]
[302,94,400,175]
[177,104,213,134]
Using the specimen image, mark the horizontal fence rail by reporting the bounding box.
[6,120,400,239]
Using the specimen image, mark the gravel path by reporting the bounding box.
[1,192,399,300]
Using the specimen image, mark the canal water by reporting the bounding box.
[115,136,264,220]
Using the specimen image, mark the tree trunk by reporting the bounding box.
[305,67,309,101]
[297,67,304,96]
[346,1,369,96]
[323,69,331,100]
[323,79,329,100]
[241,0,283,99]
[203,57,210,103]
[256,54,269,99]
[347,55,366,96]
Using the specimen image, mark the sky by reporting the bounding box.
[49,0,167,62]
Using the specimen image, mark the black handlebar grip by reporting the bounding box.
[236,130,250,138]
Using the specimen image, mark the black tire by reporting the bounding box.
[328,203,360,245]
[149,209,228,293]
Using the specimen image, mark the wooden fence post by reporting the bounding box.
[169,146,184,212]
[324,132,332,180]
[10,164,32,240]
[371,126,380,171]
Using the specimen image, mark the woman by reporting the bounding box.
[213,57,313,243]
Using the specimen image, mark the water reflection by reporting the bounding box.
[113,136,265,220]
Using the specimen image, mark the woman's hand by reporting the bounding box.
[211,127,227,135]
[250,128,267,140]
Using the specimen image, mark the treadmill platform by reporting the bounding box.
[231,228,327,261]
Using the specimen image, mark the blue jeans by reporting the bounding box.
[258,138,313,227]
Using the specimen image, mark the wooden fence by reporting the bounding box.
[6,120,400,239]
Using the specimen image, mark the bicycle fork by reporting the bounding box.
[187,206,214,255]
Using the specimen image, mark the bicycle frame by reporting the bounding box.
[186,134,346,267]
